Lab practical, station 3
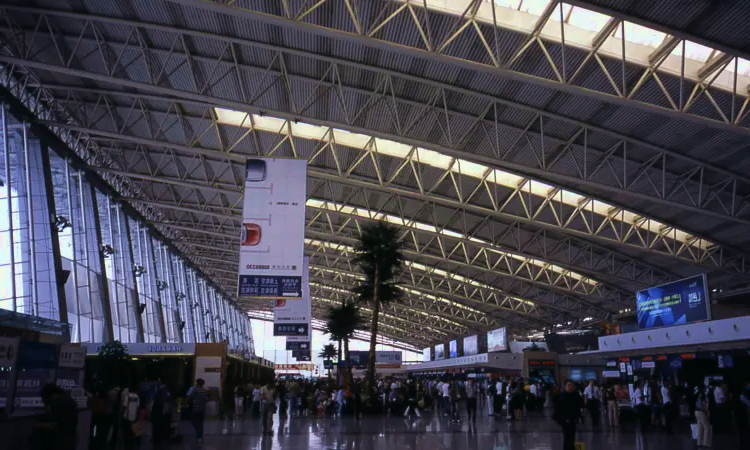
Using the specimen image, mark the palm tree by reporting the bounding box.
[324,302,363,386]
[318,343,338,378]
[351,221,404,391]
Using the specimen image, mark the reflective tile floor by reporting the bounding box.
[146,410,741,449]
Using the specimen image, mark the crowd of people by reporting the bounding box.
[27,372,750,449]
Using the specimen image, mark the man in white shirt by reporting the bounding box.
[529,383,538,411]
[583,380,601,426]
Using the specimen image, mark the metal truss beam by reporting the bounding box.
[0,9,747,225]
[194,248,564,330]
[146,215,608,326]
[122,179,633,305]
[68,125,745,279]
[243,309,425,351]
[161,0,750,135]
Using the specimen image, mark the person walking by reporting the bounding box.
[150,378,172,446]
[188,378,210,443]
[554,380,584,450]
[403,381,421,418]
[661,381,675,434]
[261,382,276,436]
[695,384,712,448]
[465,379,477,423]
[583,380,601,426]
[605,384,619,427]
[442,380,452,417]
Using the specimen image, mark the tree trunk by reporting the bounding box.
[344,337,351,387]
[365,265,381,393]
[337,339,343,386]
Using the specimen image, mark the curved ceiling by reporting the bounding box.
[1,0,749,348]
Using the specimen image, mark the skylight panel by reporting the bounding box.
[727,58,750,76]
[374,138,411,158]
[547,3,573,24]
[214,108,250,127]
[615,22,666,48]
[495,0,522,9]
[289,121,327,140]
[452,158,489,178]
[672,41,715,63]
[331,128,370,148]
[519,0,552,15]
[565,6,611,33]
[253,115,286,133]
[414,147,453,169]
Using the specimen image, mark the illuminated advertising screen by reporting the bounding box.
[487,327,507,352]
[449,340,457,358]
[435,344,445,360]
[636,274,710,329]
[422,347,431,362]
[463,335,478,356]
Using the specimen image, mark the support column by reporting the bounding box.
[88,181,114,342]
[39,142,68,325]
[122,213,144,343]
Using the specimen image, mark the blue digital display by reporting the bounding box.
[238,275,302,297]
[636,274,710,330]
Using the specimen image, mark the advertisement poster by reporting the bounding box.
[55,367,84,392]
[449,340,458,358]
[238,158,307,299]
[274,257,311,338]
[636,274,710,329]
[435,344,445,360]
[16,368,54,408]
[463,335,478,356]
[422,347,431,362]
[487,327,507,352]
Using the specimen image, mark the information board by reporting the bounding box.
[636,274,710,329]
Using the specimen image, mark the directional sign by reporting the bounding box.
[286,341,310,351]
[274,323,309,336]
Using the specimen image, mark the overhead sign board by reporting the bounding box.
[275,363,314,371]
[238,157,307,299]
[636,274,710,329]
[286,341,310,351]
[274,257,312,338]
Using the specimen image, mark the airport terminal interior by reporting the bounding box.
[2,0,750,449]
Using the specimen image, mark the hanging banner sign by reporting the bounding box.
[274,257,312,337]
[238,157,307,299]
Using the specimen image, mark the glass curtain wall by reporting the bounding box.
[0,104,253,352]
[0,115,59,320]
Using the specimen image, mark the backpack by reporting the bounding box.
[123,391,140,422]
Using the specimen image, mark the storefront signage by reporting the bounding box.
[0,337,19,367]
[238,157,307,299]
[405,353,489,371]
[528,360,556,366]
[275,363,314,371]
[603,370,621,378]
[85,343,196,355]
[58,345,86,369]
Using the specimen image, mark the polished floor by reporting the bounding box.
[149,409,740,449]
